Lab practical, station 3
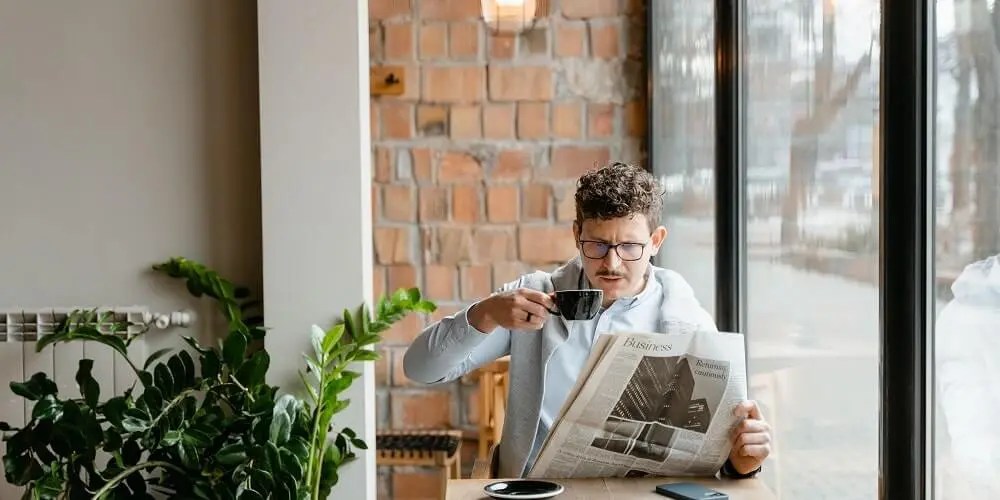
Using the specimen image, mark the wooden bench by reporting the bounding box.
[476,356,510,459]
[375,429,463,499]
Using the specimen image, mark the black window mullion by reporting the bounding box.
[879,0,933,497]
[714,0,746,335]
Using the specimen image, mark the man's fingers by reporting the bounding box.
[730,418,770,441]
[737,444,770,458]
[518,300,550,320]
[519,288,557,310]
[733,400,763,420]
[734,430,771,448]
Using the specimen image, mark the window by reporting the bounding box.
[744,0,882,498]
[932,0,1000,497]
[650,0,716,314]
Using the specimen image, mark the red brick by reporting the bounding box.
[483,103,515,139]
[412,148,434,181]
[387,264,418,292]
[383,185,415,222]
[451,184,481,223]
[589,21,621,59]
[488,34,516,59]
[390,390,452,428]
[486,186,519,222]
[374,147,393,182]
[374,227,411,264]
[439,152,482,182]
[487,66,553,101]
[418,23,447,60]
[625,99,646,137]
[450,105,481,140]
[418,0,481,20]
[450,22,480,59]
[370,0,411,20]
[390,349,414,387]
[383,22,414,60]
[552,101,583,139]
[373,265,387,301]
[418,186,448,221]
[391,469,443,500]
[493,262,528,286]
[518,225,578,263]
[550,145,610,179]
[554,184,577,221]
[369,25,383,61]
[554,22,587,57]
[416,104,448,136]
[523,184,551,220]
[436,228,474,264]
[491,148,531,181]
[587,103,615,138]
[561,0,621,19]
[381,101,413,139]
[382,312,423,344]
[370,101,381,141]
[422,66,485,103]
[461,265,493,300]
[517,102,549,139]
[424,264,457,300]
[473,229,517,262]
[374,347,389,387]
[519,26,550,57]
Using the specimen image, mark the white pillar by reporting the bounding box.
[257,1,374,499]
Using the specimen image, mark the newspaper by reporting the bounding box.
[527,326,748,479]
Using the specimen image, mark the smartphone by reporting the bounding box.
[654,482,729,500]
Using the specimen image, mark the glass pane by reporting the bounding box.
[649,0,716,312]
[933,1,1000,497]
[744,0,881,498]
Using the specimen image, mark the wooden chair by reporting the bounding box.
[375,429,463,498]
[476,356,510,459]
[471,441,500,479]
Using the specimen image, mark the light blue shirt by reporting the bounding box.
[523,273,665,475]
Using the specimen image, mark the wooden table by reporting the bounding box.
[447,477,777,499]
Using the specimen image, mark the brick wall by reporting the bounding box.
[369,1,647,498]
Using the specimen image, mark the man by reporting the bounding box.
[403,162,771,479]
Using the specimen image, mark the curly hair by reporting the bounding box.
[574,162,665,229]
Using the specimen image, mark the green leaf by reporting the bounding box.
[154,363,175,397]
[270,394,300,445]
[178,349,197,385]
[103,396,128,428]
[202,349,221,380]
[74,359,101,408]
[143,347,174,370]
[236,350,270,387]
[31,395,62,421]
[142,386,163,412]
[217,442,247,465]
[322,324,345,354]
[352,350,380,362]
[36,324,128,359]
[223,331,248,370]
[310,325,325,358]
[121,417,147,433]
[10,372,58,401]
[168,353,191,391]
[350,437,368,450]
[239,489,265,500]
[162,429,182,446]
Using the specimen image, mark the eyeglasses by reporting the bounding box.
[578,240,649,261]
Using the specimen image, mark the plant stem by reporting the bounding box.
[90,461,186,499]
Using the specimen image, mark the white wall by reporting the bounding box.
[257,1,375,499]
[0,1,260,496]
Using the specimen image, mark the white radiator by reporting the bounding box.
[0,307,191,498]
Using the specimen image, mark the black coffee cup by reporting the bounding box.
[548,289,604,320]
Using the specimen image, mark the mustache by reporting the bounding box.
[597,270,626,278]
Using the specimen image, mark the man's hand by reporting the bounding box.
[728,400,771,475]
[468,288,556,332]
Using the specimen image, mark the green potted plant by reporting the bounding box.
[0,257,434,499]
